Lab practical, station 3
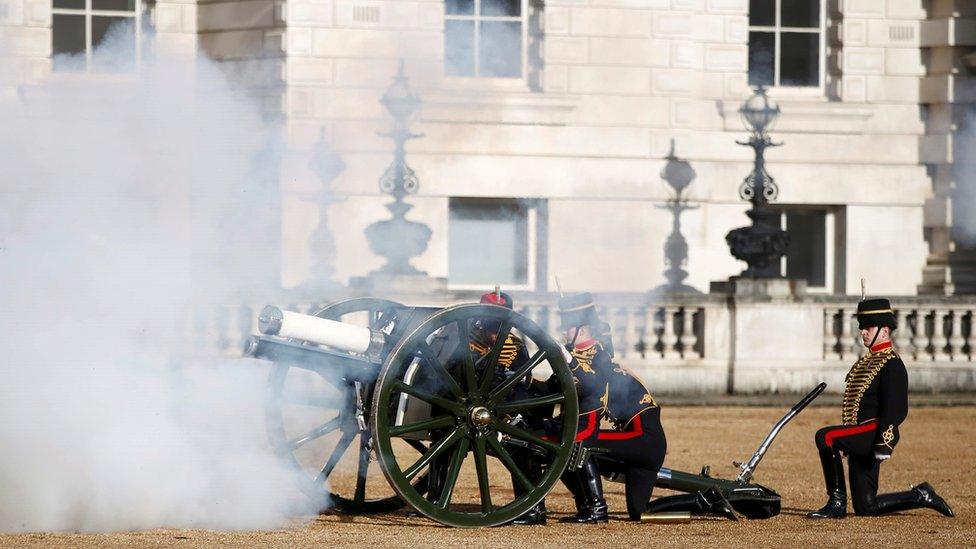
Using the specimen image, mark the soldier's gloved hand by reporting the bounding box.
[874,449,892,462]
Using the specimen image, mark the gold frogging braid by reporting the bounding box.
[571,344,598,374]
[468,335,524,369]
[881,424,895,449]
[842,347,896,425]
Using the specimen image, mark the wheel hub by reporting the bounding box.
[470,406,492,427]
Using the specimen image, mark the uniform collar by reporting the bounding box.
[574,338,598,350]
[870,340,893,353]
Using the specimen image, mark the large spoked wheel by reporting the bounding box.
[371,304,578,528]
[266,297,429,514]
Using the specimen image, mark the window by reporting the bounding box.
[449,198,544,288]
[779,208,836,292]
[52,0,141,72]
[748,0,823,88]
[444,0,525,78]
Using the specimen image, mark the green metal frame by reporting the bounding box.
[371,304,579,528]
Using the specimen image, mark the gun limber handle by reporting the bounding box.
[734,382,827,484]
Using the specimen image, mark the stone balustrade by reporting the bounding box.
[823,302,976,363]
[201,291,976,394]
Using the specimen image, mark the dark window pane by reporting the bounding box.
[92,0,136,10]
[481,0,520,17]
[91,16,136,71]
[479,21,521,77]
[781,0,820,28]
[449,199,528,286]
[748,31,774,86]
[445,0,474,15]
[785,210,826,287]
[445,19,475,76]
[53,0,86,9]
[52,13,86,71]
[749,0,774,26]
[780,32,819,86]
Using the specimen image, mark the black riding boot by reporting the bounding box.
[643,486,738,521]
[511,456,548,525]
[808,447,847,519]
[559,458,609,524]
[865,482,954,517]
[512,500,548,525]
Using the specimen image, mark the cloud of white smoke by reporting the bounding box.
[0,25,318,532]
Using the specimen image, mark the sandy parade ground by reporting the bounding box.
[4,404,974,549]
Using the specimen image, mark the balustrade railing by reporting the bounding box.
[195,292,976,392]
[822,301,976,363]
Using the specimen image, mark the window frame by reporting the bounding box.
[443,0,529,82]
[51,0,142,72]
[777,206,836,294]
[447,197,542,292]
[747,0,826,95]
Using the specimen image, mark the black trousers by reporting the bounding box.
[815,421,901,516]
[596,407,667,521]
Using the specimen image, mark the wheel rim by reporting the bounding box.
[265,297,429,514]
[371,304,578,528]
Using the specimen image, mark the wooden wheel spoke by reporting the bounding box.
[354,435,370,504]
[453,320,479,395]
[392,380,466,417]
[315,429,357,483]
[388,414,456,437]
[417,341,463,399]
[486,436,533,493]
[487,350,548,405]
[403,427,465,481]
[435,436,471,509]
[473,436,493,512]
[494,393,565,416]
[288,415,342,450]
[477,321,513,394]
[491,419,560,453]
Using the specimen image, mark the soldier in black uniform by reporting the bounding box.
[469,290,552,526]
[554,293,679,523]
[554,293,737,522]
[808,298,953,519]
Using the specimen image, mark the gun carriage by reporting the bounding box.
[243,297,821,528]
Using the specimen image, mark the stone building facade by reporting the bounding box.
[2,0,975,299]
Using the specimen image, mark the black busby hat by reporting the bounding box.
[856,298,897,330]
[480,290,513,309]
[558,292,600,330]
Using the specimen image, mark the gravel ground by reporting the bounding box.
[4,405,973,548]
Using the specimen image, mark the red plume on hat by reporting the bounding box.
[480,289,513,309]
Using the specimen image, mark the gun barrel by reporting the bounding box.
[258,305,384,356]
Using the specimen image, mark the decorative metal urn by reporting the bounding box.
[725,86,790,278]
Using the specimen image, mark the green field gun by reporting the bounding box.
[242,297,823,527]
[243,298,579,528]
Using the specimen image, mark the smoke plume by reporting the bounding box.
[0,26,316,532]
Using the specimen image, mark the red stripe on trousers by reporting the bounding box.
[824,420,877,447]
[576,411,598,442]
[597,413,644,441]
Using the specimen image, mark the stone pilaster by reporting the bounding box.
[918,0,976,294]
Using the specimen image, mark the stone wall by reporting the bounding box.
[273,0,934,297]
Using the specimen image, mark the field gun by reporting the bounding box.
[243,298,824,527]
[244,298,579,528]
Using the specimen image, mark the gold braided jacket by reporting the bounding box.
[570,344,598,374]
[469,334,523,369]
[842,346,896,425]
